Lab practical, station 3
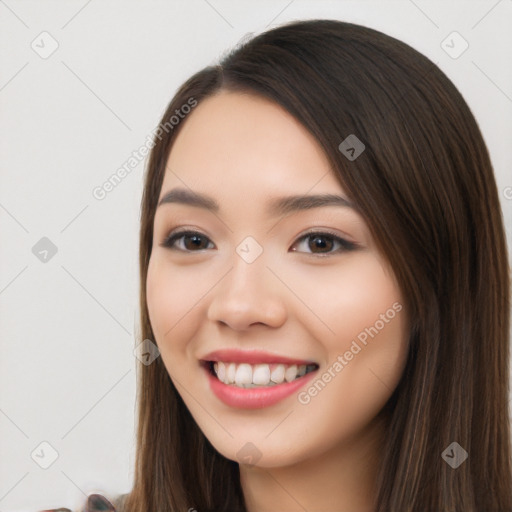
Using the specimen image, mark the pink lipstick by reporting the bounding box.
[200,349,319,409]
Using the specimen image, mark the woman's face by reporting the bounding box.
[146,90,409,468]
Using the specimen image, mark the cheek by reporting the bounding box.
[290,253,408,410]
[290,260,408,455]
[281,253,405,355]
[146,256,203,356]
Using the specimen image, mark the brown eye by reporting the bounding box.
[308,234,334,253]
[160,229,358,256]
[290,231,357,256]
[161,230,214,251]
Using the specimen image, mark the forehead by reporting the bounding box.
[161,90,345,200]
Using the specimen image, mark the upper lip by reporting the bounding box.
[200,349,318,366]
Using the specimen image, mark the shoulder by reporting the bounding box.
[83,493,129,512]
[41,492,129,512]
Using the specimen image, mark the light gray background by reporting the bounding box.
[1,1,511,510]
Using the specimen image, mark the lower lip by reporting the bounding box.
[203,363,318,409]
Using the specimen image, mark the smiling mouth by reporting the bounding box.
[203,360,319,388]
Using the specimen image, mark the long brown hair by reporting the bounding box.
[125,19,512,511]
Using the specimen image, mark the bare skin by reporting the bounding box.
[146,90,410,512]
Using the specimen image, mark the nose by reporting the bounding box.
[206,253,287,331]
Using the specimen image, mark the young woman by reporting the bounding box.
[52,17,511,512]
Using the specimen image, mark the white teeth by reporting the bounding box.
[217,361,226,382]
[252,364,271,385]
[284,364,298,382]
[226,362,236,384]
[211,361,317,388]
[235,363,253,386]
[270,364,285,384]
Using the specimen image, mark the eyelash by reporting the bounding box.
[160,228,358,257]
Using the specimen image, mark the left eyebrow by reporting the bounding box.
[157,187,356,217]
